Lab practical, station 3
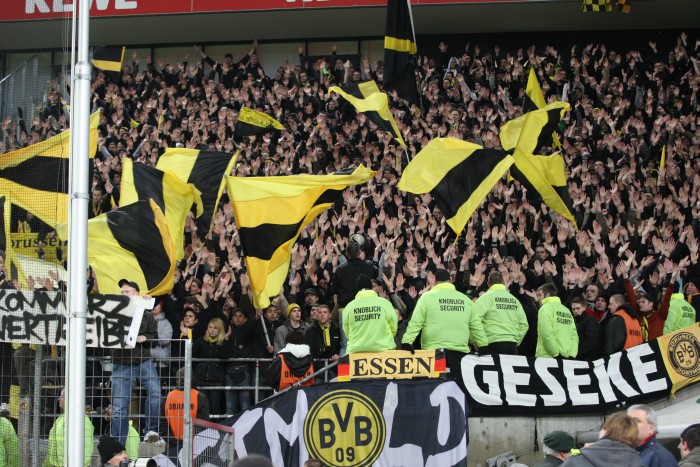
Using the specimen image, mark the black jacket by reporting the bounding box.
[192,337,228,384]
[575,312,600,360]
[304,321,341,360]
[331,258,377,307]
[111,310,158,364]
[603,305,637,356]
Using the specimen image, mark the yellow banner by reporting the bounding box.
[337,349,446,382]
[10,233,65,263]
[657,323,700,395]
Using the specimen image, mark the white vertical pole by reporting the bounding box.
[65,0,90,464]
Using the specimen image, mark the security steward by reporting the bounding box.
[604,294,643,356]
[401,269,488,390]
[664,291,696,334]
[266,330,315,391]
[343,275,397,354]
[164,367,210,445]
[476,271,528,355]
[535,284,578,358]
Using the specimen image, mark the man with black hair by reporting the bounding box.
[571,296,600,360]
[331,240,378,355]
[679,423,700,466]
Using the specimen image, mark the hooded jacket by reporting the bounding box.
[679,446,700,467]
[561,439,643,467]
[266,343,314,390]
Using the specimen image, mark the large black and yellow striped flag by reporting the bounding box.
[329,81,406,147]
[92,46,125,81]
[226,165,375,308]
[236,107,286,137]
[582,0,612,11]
[0,111,100,229]
[398,138,514,235]
[523,68,561,148]
[156,148,237,237]
[500,101,569,156]
[383,0,420,107]
[500,102,577,227]
[85,199,175,295]
[120,158,195,260]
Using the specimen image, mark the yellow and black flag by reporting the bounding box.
[156,148,237,237]
[398,138,514,235]
[523,68,561,148]
[226,165,375,309]
[500,102,577,227]
[383,0,420,107]
[0,111,100,229]
[92,46,125,81]
[582,0,612,12]
[83,199,175,296]
[120,158,195,260]
[236,107,285,137]
[500,101,569,156]
[617,0,631,13]
[524,67,547,112]
[329,81,406,147]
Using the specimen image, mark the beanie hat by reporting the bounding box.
[286,303,301,316]
[98,435,126,464]
[543,431,574,452]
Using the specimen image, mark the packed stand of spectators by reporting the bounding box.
[1,32,700,431]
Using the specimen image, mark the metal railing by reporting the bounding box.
[6,340,336,466]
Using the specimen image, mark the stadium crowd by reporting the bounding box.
[1,30,700,447]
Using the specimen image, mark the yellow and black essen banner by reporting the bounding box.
[329,81,406,147]
[226,165,375,308]
[120,158,195,260]
[499,102,577,227]
[156,148,237,238]
[84,199,175,296]
[398,138,514,235]
[92,46,125,72]
[236,107,285,137]
[0,111,100,229]
[337,349,446,382]
[383,0,420,107]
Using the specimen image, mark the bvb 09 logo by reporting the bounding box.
[304,390,386,467]
[668,332,700,378]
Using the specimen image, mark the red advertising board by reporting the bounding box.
[4,0,515,22]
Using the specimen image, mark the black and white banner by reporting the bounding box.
[462,341,672,415]
[0,290,148,348]
[157,380,468,467]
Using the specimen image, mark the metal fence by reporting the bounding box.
[3,339,334,466]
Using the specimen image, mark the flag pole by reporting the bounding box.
[65,0,91,463]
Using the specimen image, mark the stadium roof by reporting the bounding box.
[0,0,698,50]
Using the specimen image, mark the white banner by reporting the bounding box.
[0,289,150,348]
